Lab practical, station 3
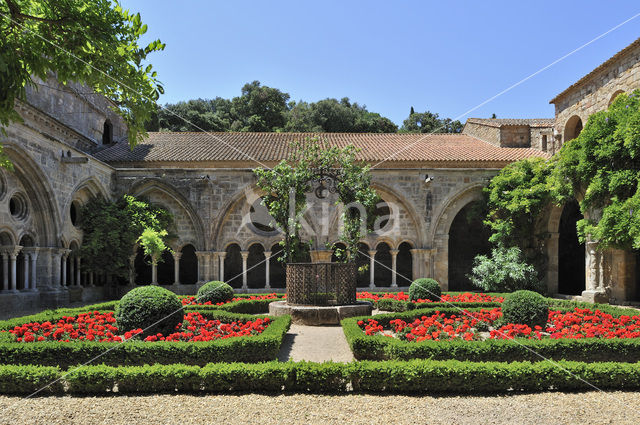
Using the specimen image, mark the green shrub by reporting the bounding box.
[197,281,234,304]
[408,278,441,302]
[115,286,183,336]
[469,246,542,293]
[502,290,549,328]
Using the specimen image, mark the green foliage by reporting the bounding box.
[484,157,553,253]
[502,290,549,328]
[79,195,172,280]
[0,365,62,394]
[0,0,164,148]
[196,281,234,304]
[400,110,463,133]
[5,360,640,395]
[137,228,170,264]
[408,278,441,301]
[254,139,379,263]
[0,310,291,367]
[115,286,183,336]
[469,246,542,293]
[552,91,640,250]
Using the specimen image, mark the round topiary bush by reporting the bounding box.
[197,280,234,304]
[502,290,549,328]
[115,285,183,336]
[408,278,441,302]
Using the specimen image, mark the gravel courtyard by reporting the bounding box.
[0,391,639,425]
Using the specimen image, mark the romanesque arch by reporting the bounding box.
[564,115,583,143]
[557,200,585,295]
[224,243,243,288]
[179,244,198,285]
[130,179,206,251]
[609,89,625,106]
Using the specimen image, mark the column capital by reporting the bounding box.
[390,249,399,256]
[240,251,249,260]
[367,250,377,257]
[264,250,272,257]
[8,245,23,258]
[217,251,227,259]
[172,252,182,261]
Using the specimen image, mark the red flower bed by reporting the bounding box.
[181,293,284,306]
[358,308,640,342]
[9,311,271,343]
[356,291,504,304]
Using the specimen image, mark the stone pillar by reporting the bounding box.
[264,251,271,289]
[27,249,38,291]
[218,252,226,281]
[432,234,449,291]
[1,251,8,291]
[581,240,607,303]
[75,256,81,286]
[368,250,377,288]
[195,251,208,283]
[240,251,249,290]
[9,246,22,292]
[173,252,182,285]
[210,252,219,283]
[390,249,399,287]
[546,232,559,294]
[129,254,136,285]
[89,272,94,287]
[151,255,158,285]
[69,253,74,287]
[49,249,62,290]
[22,252,29,291]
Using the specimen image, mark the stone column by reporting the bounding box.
[264,251,271,289]
[240,251,249,290]
[22,252,29,291]
[390,249,399,287]
[173,252,182,285]
[69,253,74,287]
[151,255,158,285]
[581,240,607,303]
[218,252,226,281]
[210,252,219,283]
[546,232,559,294]
[9,246,22,292]
[89,272,94,287]
[75,256,81,286]
[129,254,136,285]
[195,251,208,283]
[26,249,38,291]
[1,251,8,291]
[368,250,377,288]
[49,249,62,290]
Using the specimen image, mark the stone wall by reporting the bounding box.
[462,121,500,146]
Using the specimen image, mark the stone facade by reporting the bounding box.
[2,38,640,316]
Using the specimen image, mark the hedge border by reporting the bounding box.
[2,360,640,395]
[342,302,640,362]
[0,310,291,367]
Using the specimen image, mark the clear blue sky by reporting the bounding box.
[121,0,640,126]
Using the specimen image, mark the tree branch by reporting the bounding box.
[3,0,69,26]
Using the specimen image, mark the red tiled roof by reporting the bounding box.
[466,118,554,128]
[93,132,550,168]
[550,37,640,104]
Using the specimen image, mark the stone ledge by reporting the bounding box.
[268,301,372,326]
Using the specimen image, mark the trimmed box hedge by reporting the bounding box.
[2,359,640,395]
[0,310,290,368]
[342,303,640,362]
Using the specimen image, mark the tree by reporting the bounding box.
[0,0,165,168]
[400,110,462,133]
[79,195,173,281]
[230,81,290,131]
[551,90,640,250]
[137,228,171,285]
[253,139,379,263]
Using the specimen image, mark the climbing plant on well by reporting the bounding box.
[79,195,173,281]
[253,138,379,264]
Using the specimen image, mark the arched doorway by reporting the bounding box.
[224,243,243,288]
[179,244,198,284]
[448,201,491,291]
[156,251,174,285]
[558,200,585,295]
[397,242,413,285]
[247,243,266,288]
[269,243,285,288]
[374,242,392,287]
[564,115,583,143]
[134,246,152,284]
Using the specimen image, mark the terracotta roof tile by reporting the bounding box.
[93,132,550,167]
[466,118,554,128]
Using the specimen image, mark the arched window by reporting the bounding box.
[374,242,392,287]
[134,246,152,284]
[269,243,285,288]
[224,243,243,288]
[564,115,583,143]
[609,90,625,107]
[247,243,266,288]
[179,244,198,285]
[558,200,585,295]
[397,242,413,285]
[156,251,174,285]
[249,198,277,234]
[102,120,113,145]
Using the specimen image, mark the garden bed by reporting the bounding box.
[0,309,290,367]
[342,302,640,362]
[356,291,504,312]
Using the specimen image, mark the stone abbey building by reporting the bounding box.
[1,38,640,314]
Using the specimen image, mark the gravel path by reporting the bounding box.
[0,392,639,424]
[278,324,354,362]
